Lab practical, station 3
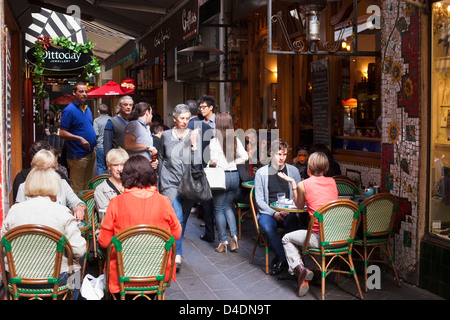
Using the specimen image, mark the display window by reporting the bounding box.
[430,0,450,240]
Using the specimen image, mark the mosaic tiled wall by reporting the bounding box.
[381,0,421,280]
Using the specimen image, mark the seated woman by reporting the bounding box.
[278,151,338,297]
[94,148,129,214]
[2,168,86,285]
[98,155,182,296]
[15,149,86,221]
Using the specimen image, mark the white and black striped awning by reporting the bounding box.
[24,8,87,54]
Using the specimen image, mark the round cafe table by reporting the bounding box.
[77,220,89,232]
[241,180,254,189]
[270,201,308,213]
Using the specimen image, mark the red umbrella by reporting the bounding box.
[50,94,74,105]
[87,81,126,98]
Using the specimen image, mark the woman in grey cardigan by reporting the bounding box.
[158,104,199,269]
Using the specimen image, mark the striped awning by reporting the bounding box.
[24,8,87,54]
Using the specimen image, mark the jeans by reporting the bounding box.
[96,148,106,175]
[258,212,299,262]
[212,171,240,242]
[170,194,194,256]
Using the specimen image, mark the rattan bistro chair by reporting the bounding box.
[0,224,75,300]
[104,225,176,300]
[86,174,110,190]
[303,199,364,300]
[235,201,251,239]
[248,188,271,274]
[333,175,361,197]
[79,190,102,278]
[353,193,401,292]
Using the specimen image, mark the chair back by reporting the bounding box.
[249,188,259,230]
[313,199,360,248]
[0,224,74,299]
[360,193,398,238]
[87,174,110,190]
[333,176,360,197]
[105,225,176,299]
[80,190,99,230]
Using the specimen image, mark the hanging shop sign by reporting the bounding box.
[26,44,94,71]
[120,77,136,95]
[139,0,198,65]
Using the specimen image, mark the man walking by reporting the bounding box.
[93,103,111,175]
[59,82,97,193]
[103,95,133,157]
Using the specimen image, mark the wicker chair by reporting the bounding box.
[0,224,75,300]
[86,174,110,190]
[353,193,401,292]
[333,175,361,197]
[234,201,251,239]
[79,189,102,278]
[248,188,270,274]
[303,199,364,300]
[104,225,176,300]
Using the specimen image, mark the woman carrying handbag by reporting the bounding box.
[209,113,248,253]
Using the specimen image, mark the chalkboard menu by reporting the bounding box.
[311,59,331,148]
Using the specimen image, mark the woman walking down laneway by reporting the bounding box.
[94,148,129,214]
[209,113,248,253]
[98,155,181,296]
[158,104,199,269]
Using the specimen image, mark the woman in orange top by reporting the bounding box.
[98,155,182,295]
[278,152,338,296]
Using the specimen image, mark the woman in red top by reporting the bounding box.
[98,155,182,295]
[278,151,338,296]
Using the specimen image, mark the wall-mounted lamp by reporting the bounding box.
[268,0,378,57]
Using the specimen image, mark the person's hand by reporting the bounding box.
[273,211,286,222]
[149,146,158,155]
[190,129,199,150]
[209,161,217,168]
[277,172,294,184]
[73,204,86,221]
[79,137,91,151]
[151,158,159,169]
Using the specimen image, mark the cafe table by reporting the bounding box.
[270,201,308,213]
[241,180,254,189]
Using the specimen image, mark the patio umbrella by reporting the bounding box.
[50,94,74,105]
[87,81,125,98]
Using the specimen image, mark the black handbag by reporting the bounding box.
[178,164,213,203]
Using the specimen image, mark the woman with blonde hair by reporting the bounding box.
[2,168,86,282]
[278,151,338,296]
[15,149,85,220]
[94,148,129,213]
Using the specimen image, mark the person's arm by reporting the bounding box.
[254,169,276,217]
[235,139,249,165]
[277,172,306,209]
[124,132,156,154]
[59,129,91,152]
[61,180,85,220]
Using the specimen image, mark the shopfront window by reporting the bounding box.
[430,0,450,240]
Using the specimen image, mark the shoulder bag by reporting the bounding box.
[178,164,213,202]
[204,163,226,190]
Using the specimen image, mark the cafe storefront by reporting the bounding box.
[231,0,438,292]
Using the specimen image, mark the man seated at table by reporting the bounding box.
[254,138,301,279]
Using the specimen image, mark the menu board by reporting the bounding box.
[311,59,331,147]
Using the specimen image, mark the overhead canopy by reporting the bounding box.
[87,81,125,98]
[50,94,74,105]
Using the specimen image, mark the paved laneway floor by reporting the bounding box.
[165,211,443,301]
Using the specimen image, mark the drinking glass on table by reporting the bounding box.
[277,193,286,204]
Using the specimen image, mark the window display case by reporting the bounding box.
[430,1,450,241]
